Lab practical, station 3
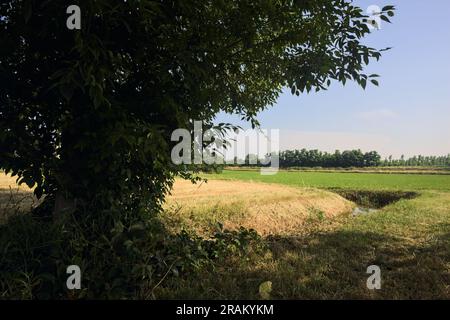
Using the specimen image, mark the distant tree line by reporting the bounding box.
[381,154,450,167]
[237,149,450,168]
[279,149,381,168]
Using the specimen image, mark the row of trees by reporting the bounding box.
[278,149,381,168]
[239,149,450,168]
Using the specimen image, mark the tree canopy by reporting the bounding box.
[0,1,394,215]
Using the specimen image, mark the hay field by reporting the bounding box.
[163,179,353,236]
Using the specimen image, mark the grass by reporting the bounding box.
[162,179,353,236]
[205,170,450,191]
[0,173,39,223]
[1,170,449,299]
[226,166,450,175]
[155,170,450,299]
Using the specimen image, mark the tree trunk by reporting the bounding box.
[53,192,77,222]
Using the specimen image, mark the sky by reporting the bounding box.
[214,0,450,158]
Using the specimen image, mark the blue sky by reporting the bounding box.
[215,0,450,158]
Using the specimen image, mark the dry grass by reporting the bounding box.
[158,190,450,299]
[163,179,354,236]
[0,174,355,236]
[0,173,38,222]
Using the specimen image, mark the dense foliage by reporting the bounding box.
[278,149,381,168]
[0,212,263,299]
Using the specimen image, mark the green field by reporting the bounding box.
[155,169,450,299]
[205,170,450,191]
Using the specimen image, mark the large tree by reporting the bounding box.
[0,0,394,218]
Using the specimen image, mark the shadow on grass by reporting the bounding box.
[2,185,448,299]
[164,226,450,299]
[328,189,420,208]
[263,227,450,299]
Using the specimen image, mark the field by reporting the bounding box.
[205,170,450,191]
[1,170,450,299]
[157,169,450,299]
[162,179,354,236]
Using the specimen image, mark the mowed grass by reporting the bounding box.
[205,170,450,191]
[156,170,450,299]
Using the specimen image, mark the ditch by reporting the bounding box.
[328,189,419,216]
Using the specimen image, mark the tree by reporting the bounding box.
[0,1,394,219]
[364,151,381,167]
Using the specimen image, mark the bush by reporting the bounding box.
[0,205,263,299]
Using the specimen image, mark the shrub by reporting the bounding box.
[0,206,263,299]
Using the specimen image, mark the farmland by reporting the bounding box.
[156,169,450,299]
[162,179,354,236]
[205,169,450,191]
[1,170,450,299]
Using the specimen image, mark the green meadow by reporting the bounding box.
[205,170,450,191]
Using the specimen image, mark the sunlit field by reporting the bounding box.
[162,179,353,236]
[155,169,450,299]
[204,170,450,191]
[2,169,450,299]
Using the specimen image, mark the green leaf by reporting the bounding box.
[361,78,367,89]
[363,54,369,65]
[382,5,395,12]
[380,15,391,23]
[290,86,296,95]
[371,79,379,86]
